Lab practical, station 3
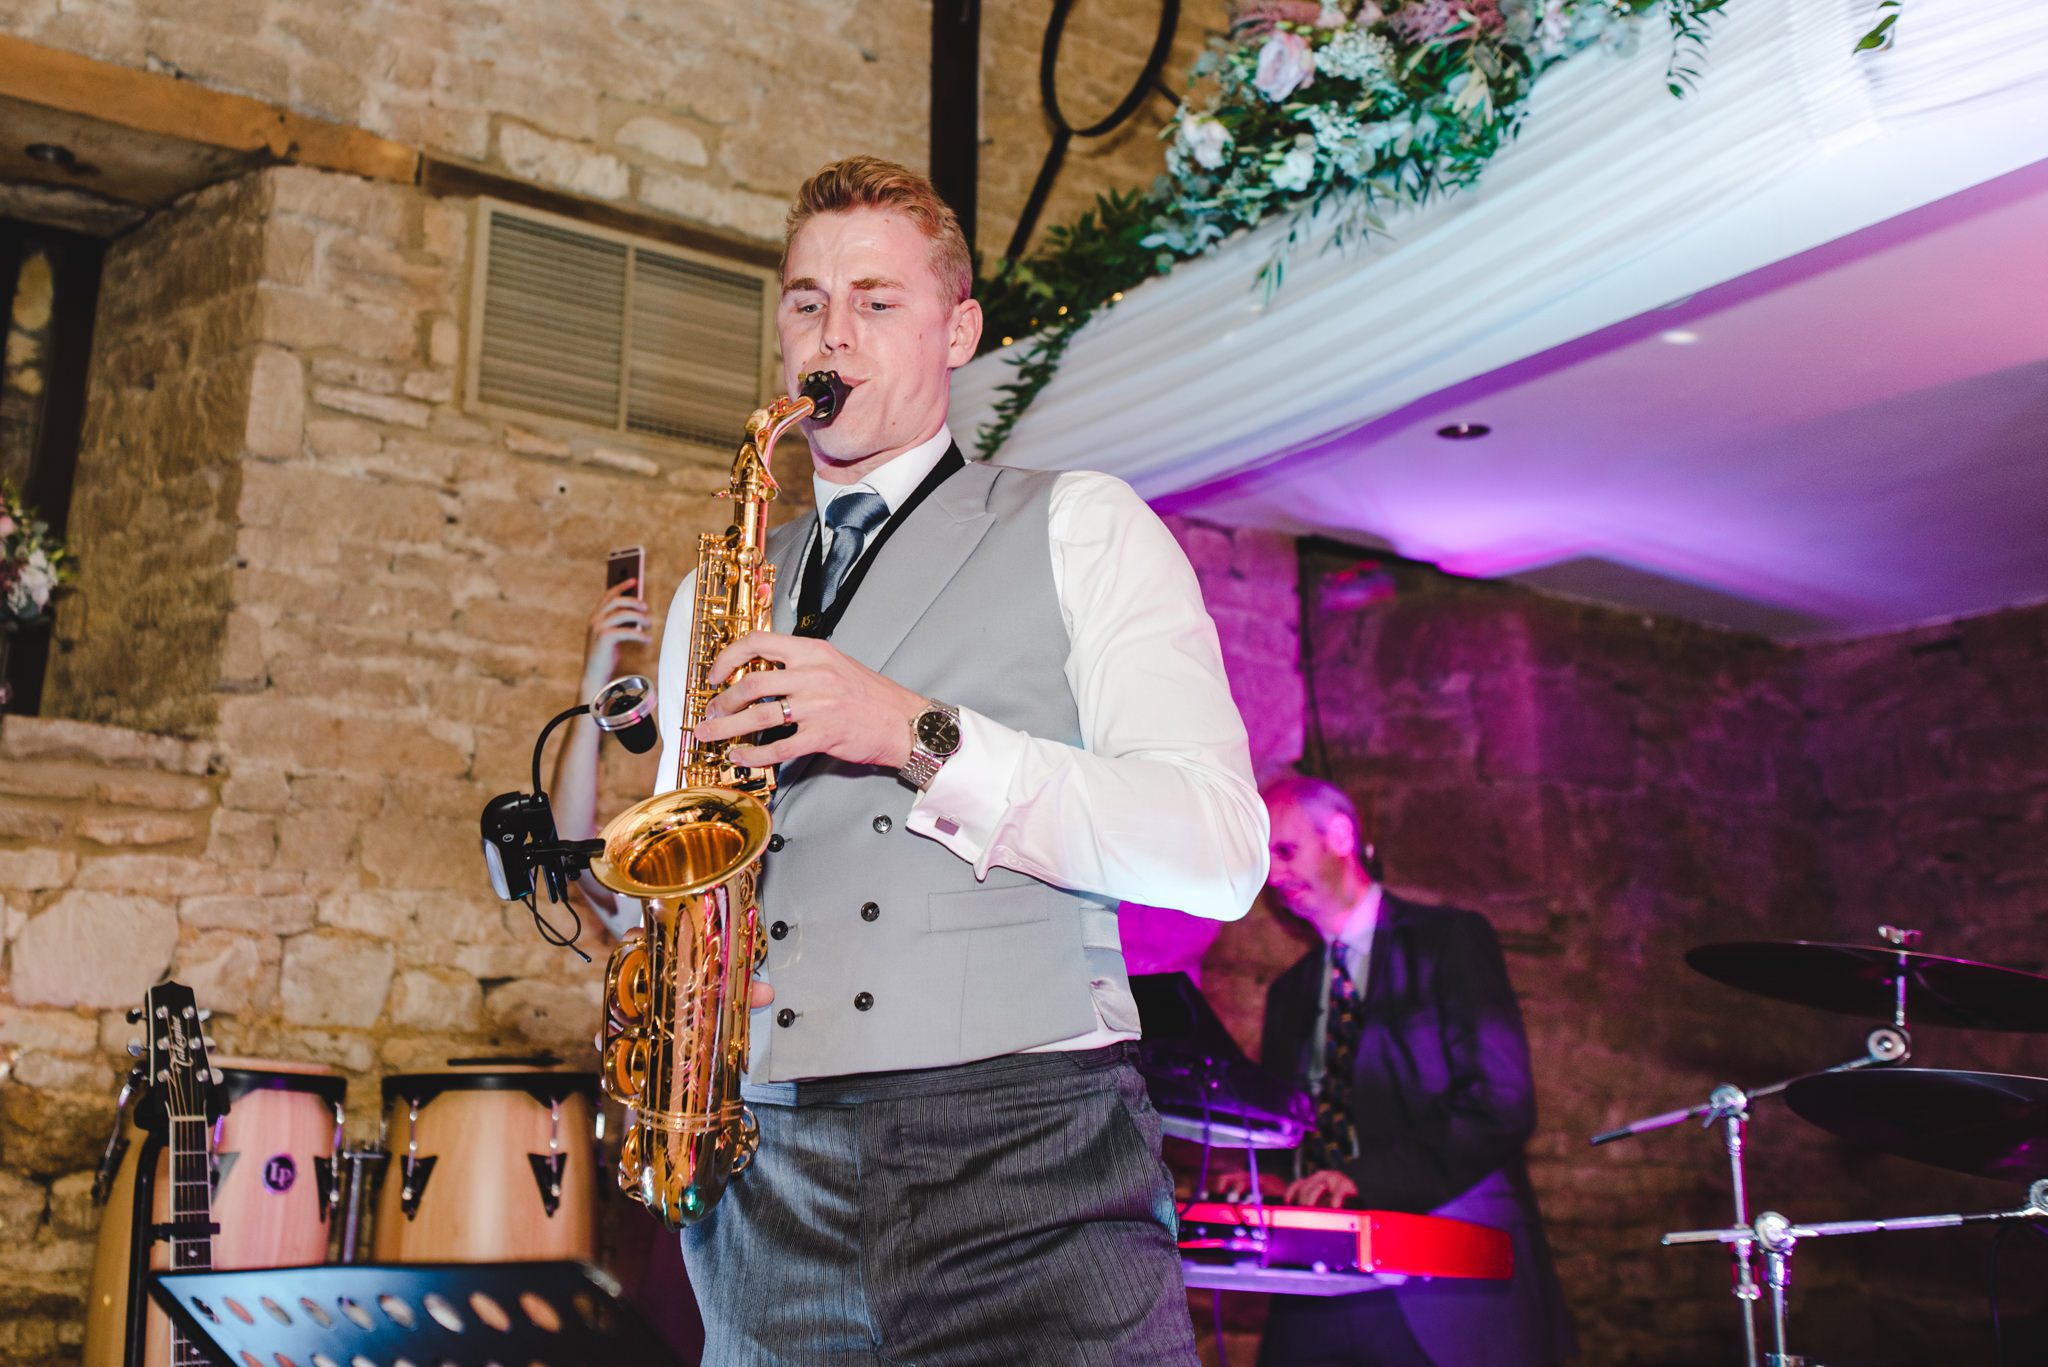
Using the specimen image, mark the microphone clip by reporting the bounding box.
[479,674,657,911]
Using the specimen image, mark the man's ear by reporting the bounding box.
[1324,812,1360,860]
[946,297,984,368]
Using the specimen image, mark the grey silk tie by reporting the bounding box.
[819,490,890,610]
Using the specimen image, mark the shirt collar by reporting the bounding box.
[811,424,954,525]
[1336,883,1383,958]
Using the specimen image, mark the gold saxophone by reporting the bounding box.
[588,370,845,1228]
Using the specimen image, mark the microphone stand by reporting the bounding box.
[1663,1180,2048,1367]
[1589,1026,1911,1367]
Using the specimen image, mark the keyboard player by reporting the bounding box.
[1230,775,1575,1367]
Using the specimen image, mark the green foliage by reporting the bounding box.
[1856,0,1902,51]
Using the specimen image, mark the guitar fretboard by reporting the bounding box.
[168,1113,212,1365]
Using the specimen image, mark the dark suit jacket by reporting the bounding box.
[1261,893,1575,1367]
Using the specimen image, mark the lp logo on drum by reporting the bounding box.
[263,1154,296,1193]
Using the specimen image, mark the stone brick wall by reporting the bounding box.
[5,0,926,243]
[5,0,1224,261]
[42,175,268,736]
[1194,550,2048,1367]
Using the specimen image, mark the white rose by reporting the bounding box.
[1179,116,1234,170]
[16,561,55,612]
[1271,143,1319,192]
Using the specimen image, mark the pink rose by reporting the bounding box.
[1232,0,1326,33]
[1387,0,1503,42]
[0,515,15,538]
[1254,31,1317,102]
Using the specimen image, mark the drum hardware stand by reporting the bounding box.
[397,1097,436,1218]
[316,1100,345,1226]
[529,1096,569,1217]
[335,1147,389,1264]
[1590,1026,1911,1367]
[1663,1180,2048,1367]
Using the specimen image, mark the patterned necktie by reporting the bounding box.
[818,491,890,610]
[1301,944,1363,1173]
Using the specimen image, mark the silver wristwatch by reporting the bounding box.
[899,701,962,791]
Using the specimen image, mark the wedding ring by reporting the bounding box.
[777,698,794,726]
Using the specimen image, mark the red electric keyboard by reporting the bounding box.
[1178,1201,1513,1296]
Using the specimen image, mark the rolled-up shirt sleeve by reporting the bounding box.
[904,471,1268,921]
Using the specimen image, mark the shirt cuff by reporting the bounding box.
[904,706,1023,875]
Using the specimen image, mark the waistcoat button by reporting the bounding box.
[775,1008,796,1028]
[853,992,874,1011]
[859,902,880,922]
[770,921,789,940]
[768,834,785,852]
[872,815,892,834]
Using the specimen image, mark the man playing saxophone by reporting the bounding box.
[652,156,1268,1363]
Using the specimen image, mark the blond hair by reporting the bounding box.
[783,156,974,305]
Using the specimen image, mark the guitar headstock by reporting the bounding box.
[136,980,221,1132]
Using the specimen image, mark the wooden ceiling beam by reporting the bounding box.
[0,34,418,185]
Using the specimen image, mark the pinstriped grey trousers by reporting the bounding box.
[677,1046,1200,1366]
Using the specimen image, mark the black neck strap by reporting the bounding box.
[795,445,966,639]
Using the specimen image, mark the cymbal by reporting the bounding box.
[1785,1068,2048,1183]
[1685,940,2048,1032]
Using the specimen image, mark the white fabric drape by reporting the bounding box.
[949,0,2048,499]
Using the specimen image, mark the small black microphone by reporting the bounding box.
[593,675,658,754]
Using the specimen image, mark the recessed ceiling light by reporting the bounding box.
[1661,329,1701,345]
[1436,422,1490,440]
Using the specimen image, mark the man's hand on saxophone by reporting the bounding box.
[694,629,926,771]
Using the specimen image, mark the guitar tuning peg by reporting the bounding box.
[126,1008,143,1024]
[127,1041,145,1058]
[196,1009,213,1023]
[209,1069,224,1085]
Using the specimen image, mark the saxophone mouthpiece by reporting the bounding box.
[799,370,849,425]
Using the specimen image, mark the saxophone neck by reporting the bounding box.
[737,371,845,493]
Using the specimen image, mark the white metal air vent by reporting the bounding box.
[466,200,777,451]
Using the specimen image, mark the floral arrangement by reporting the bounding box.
[0,482,71,629]
[974,0,1901,457]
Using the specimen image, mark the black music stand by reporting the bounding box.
[1130,972,1309,1148]
[150,1261,682,1367]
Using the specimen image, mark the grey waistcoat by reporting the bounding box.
[742,458,1119,1088]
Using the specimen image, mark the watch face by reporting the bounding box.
[916,709,961,755]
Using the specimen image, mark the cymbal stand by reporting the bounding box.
[1663,1180,2048,1367]
[1876,924,1920,1032]
[1589,1027,1910,1367]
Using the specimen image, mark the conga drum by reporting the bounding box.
[83,1058,345,1367]
[371,1062,600,1262]
[208,1057,346,1265]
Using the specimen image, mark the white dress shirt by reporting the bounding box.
[657,424,1270,1050]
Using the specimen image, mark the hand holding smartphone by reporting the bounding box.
[606,544,646,593]
[585,546,651,689]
